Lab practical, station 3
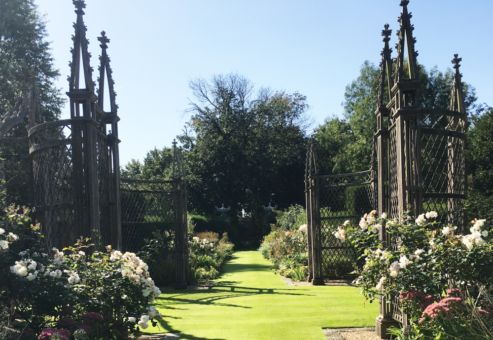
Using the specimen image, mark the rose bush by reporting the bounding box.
[335,210,493,339]
[0,206,164,340]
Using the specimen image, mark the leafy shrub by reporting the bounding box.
[188,233,234,285]
[0,206,163,339]
[341,210,493,339]
[259,206,308,280]
[272,205,306,231]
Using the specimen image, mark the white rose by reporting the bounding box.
[442,226,451,236]
[128,317,136,323]
[0,228,4,234]
[381,213,387,219]
[426,211,438,219]
[27,261,37,271]
[0,240,8,250]
[366,216,374,224]
[343,220,350,226]
[142,289,150,297]
[482,230,488,237]
[415,214,426,226]
[27,271,38,281]
[475,238,485,246]
[399,255,409,269]
[17,266,28,277]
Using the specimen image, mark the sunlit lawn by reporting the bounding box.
[148,251,378,340]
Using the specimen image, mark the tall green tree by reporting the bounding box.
[178,73,309,216]
[0,0,63,130]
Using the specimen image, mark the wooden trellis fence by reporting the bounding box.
[120,146,189,289]
[305,143,377,284]
[307,1,468,338]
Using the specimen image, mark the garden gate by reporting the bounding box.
[120,144,189,289]
[305,143,376,284]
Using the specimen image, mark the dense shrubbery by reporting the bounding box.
[0,206,162,340]
[337,210,493,339]
[188,232,234,284]
[258,206,308,281]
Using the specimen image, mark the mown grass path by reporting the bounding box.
[150,251,377,340]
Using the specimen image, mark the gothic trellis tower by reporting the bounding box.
[29,0,122,250]
[374,1,468,338]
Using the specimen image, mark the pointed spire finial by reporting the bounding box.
[382,23,392,42]
[73,0,85,15]
[452,54,462,70]
[400,0,410,7]
[98,31,110,49]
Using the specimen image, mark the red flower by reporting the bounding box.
[38,328,70,340]
[446,288,461,297]
[477,309,490,317]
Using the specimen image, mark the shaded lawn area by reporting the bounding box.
[148,251,378,340]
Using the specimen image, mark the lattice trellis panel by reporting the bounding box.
[120,179,175,252]
[30,122,75,250]
[420,110,467,230]
[120,179,181,285]
[316,170,376,279]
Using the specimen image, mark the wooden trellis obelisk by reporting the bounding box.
[374,1,468,338]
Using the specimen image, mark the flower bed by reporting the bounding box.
[188,232,234,285]
[259,205,309,281]
[0,206,163,340]
[333,209,493,339]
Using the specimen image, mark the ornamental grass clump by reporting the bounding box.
[0,205,163,340]
[337,210,493,339]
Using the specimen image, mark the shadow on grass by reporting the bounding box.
[222,263,273,273]
[146,318,227,340]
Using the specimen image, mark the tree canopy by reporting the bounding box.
[0,0,63,133]
[178,74,309,216]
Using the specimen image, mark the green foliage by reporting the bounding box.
[121,147,174,180]
[0,206,163,339]
[178,73,309,217]
[188,234,234,284]
[0,0,63,126]
[272,204,306,231]
[345,210,493,339]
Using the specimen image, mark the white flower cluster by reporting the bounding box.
[298,224,308,233]
[389,261,400,277]
[10,259,40,281]
[117,251,161,301]
[415,211,438,226]
[359,211,382,234]
[0,229,19,250]
[461,219,488,250]
[376,276,386,291]
[52,248,65,265]
[128,307,162,330]
[333,226,347,242]
[64,270,80,284]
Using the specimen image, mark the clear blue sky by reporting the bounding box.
[35,0,493,166]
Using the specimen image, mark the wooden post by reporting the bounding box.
[311,174,324,285]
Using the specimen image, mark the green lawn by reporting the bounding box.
[149,251,378,340]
